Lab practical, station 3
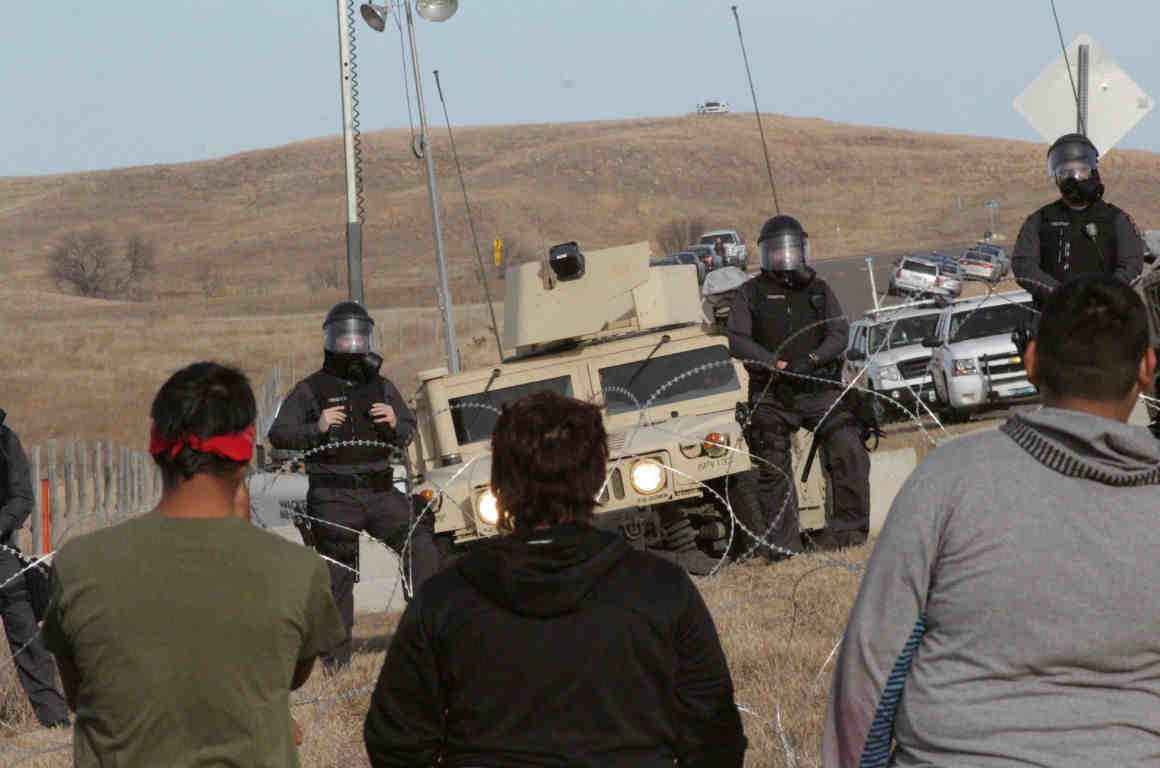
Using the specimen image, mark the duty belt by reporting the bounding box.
[308,472,396,491]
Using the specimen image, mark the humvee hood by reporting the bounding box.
[456,523,632,617]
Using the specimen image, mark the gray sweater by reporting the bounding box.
[823,406,1160,767]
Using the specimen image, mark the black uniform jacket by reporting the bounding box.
[267,370,416,477]
[726,268,848,372]
[1011,198,1144,306]
[363,523,746,768]
[0,426,35,575]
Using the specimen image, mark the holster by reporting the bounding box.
[846,387,884,450]
[293,513,317,549]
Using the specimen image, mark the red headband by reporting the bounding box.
[149,424,256,462]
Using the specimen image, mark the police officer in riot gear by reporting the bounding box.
[727,216,870,556]
[0,409,70,728]
[1012,133,1144,308]
[268,301,439,670]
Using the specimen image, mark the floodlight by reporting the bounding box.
[360,3,388,32]
[416,0,458,22]
[548,241,585,281]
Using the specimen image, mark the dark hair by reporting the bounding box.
[490,391,608,532]
[150,362,257,488]
[1035,275,1149,401]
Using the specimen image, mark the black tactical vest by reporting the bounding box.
[303,370,392,468]
[1036,199,1123,283]
[747,274,827,359]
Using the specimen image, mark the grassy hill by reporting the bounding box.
[2,114,1159,446]
[5,114,1159,305]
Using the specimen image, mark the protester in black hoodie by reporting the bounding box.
[364,391,746,768]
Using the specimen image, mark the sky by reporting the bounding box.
[3,0,1158,177]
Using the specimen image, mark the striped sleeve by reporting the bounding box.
[821,464,945,767]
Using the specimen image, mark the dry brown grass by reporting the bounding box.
[5,115,1159,446]
[1,548,871,767]
[0,291,503,448]
[5,116,1160,301]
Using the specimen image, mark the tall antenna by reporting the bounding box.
[1049,0,1080,108]
[731,4,780,213]
[433,69,505,362]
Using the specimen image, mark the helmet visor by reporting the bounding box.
[324,317,374,353]
[1048,141,1098,180]
[759,232,808,272]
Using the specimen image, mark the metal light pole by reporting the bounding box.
[335,0,365,304]
[865,255,880,311]
[403,1,460,372]
[1077,43,1090,137]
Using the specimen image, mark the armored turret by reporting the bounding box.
[502,241,703,357]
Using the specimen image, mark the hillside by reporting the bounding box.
[5,114,1159,308]
[3,114,1160,446]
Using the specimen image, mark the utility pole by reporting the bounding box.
[336,0,365,304]
[1077,43,1090,136]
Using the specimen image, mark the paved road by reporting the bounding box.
[810,243,972,321]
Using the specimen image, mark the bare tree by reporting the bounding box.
[48,230,158,299]
[117,235,157,299]
[654,217,707,256]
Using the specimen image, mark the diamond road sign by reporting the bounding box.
[1014,33,1153,155]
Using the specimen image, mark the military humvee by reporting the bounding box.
[406,241,831,571]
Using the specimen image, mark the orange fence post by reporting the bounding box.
[40,477,52,553]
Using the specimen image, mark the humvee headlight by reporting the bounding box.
[702,432,728,458]
[630,459,666,495]
[476,489,500,526]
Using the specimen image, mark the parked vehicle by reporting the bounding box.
[696,100,730,115]
[651,251,707,284]
[844,301,944,422]
[698,230,748,270]
[959,242,1009,282]
[687,243,723,272]
[924,290,1038,420]
[888,254,962,299]
[405,241,832,573]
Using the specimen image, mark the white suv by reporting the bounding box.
[924,291,1039,420]
[696,100,730,114]
[959,243,1009,282]
[889,254,963,299]
[698,230,748,269]
[844,302,944,422]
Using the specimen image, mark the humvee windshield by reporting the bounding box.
[600,346,738,415]
[450,375,573,444]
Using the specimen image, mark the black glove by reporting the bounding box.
[785,357,816,376]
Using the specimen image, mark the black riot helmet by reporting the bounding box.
[323,301,375,354]
[757,215,809,273]
[1047,133,1099,182]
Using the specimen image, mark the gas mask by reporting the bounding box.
[324,350,383,383]
[1058,169,1104,207]
[769,266,813,289]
